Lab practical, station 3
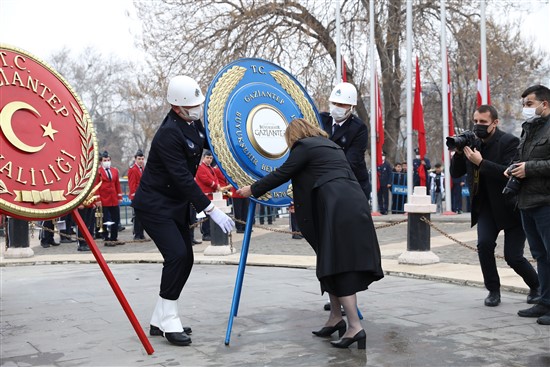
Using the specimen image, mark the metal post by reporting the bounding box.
[4,217,33,258]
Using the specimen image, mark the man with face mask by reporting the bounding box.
[508,84,550,325]
[450,105,539,308]
[132,75,235,346]
[321,82,370,200]
[96,151,124,245]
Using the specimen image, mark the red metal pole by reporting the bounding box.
[71,209,154,355]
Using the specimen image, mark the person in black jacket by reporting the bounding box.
[320,82,370,200]
[238,118,383,349]
[511,84,550,324]
[132,75,235,346]
[450,105,539,307]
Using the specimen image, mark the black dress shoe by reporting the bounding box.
[518,304,550,318]
[150,325,192,335]
[60,237,76,243]
[202,235,211,241]
[40,242,50,248]
[331,329,366,349]
[527,288,541,304]
[312,319,346,338]
[192,239,202,245]
[50,241,60,246]
[292,234,303,239]
[165,332,191,346]
[77,245,90,252]
[484,290,501,307]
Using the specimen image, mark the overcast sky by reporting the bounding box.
[0,0,142,61]
[0,0,549,66]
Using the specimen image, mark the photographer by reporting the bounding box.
[509,85,550,325]
[449,105,539,308]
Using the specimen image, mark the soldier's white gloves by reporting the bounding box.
[206,205,235,233]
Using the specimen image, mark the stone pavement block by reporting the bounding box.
[2,261,548,366]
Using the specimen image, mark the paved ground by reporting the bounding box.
[1,213,549,366]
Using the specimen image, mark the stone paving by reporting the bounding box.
[1,213,548,366]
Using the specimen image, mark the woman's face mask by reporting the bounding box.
[102,161,111,169]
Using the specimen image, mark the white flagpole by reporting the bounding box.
[441,0,453,214]
[406,0,414,198]
[480,0,488,104]
[335,0,342,84]
[369,0,379,213]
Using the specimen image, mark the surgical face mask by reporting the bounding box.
[102,161,111,169]
[180,105,203,121]
[329,104,351,122]
[473,123,491,139]
[522,102,543,121]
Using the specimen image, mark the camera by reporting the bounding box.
[502,164,521,195]
[445,130,478,151]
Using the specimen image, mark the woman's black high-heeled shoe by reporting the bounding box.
[330,329,366,349]
[312,319,346,337]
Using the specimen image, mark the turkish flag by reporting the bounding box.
[412,56,426,159]
[375,73,384,166]
[447,54,454,137]
[476,52,491,107]
[342,56,347,82]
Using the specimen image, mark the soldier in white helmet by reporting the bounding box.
[321,82,370,199]
[321,82,371,313]
[132,75,235,346]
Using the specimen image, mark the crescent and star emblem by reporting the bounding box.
[0,101,58,153]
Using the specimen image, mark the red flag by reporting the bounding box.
[476,52,491,106]
[342,56,347,82]
[375,73,384,166]
[412,56,426,159]
[447,54,454,137]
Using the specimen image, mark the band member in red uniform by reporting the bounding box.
[128,149,145,240]
[96,151,123,246]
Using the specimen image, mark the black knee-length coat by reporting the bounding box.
[251,136,383,287]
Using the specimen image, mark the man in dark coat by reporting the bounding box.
[239,119,383,349]
[377,153,392,214]
[320,82,370,201]
[132,75,234,347]
[450,105,539,307]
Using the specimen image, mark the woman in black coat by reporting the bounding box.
[238,118,383,349]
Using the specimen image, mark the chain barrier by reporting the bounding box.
[28,215,408,247]
[419,215,537,264]
[29,215,534,265]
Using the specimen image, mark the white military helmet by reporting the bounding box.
[166,75,205,106]
[329,82,357,106]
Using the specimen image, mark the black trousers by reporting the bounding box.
[102,206,120,241]
[40,220,55,244]
[132,208,144,238]
[232,198,248,232]
[377,185,389,214]
[135,207,194,300]
[477,208,539,291]
[77,207,95,246]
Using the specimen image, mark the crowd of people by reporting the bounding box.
[31,79,550,348]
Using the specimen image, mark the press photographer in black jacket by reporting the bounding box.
[450,105,539,307]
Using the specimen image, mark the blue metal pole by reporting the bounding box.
[225,199,256,345]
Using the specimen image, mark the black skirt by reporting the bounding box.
[320,271,379,297]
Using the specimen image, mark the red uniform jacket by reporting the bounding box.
[96,166,122,206]
[127,163,144,201]
[195,162,219,200]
